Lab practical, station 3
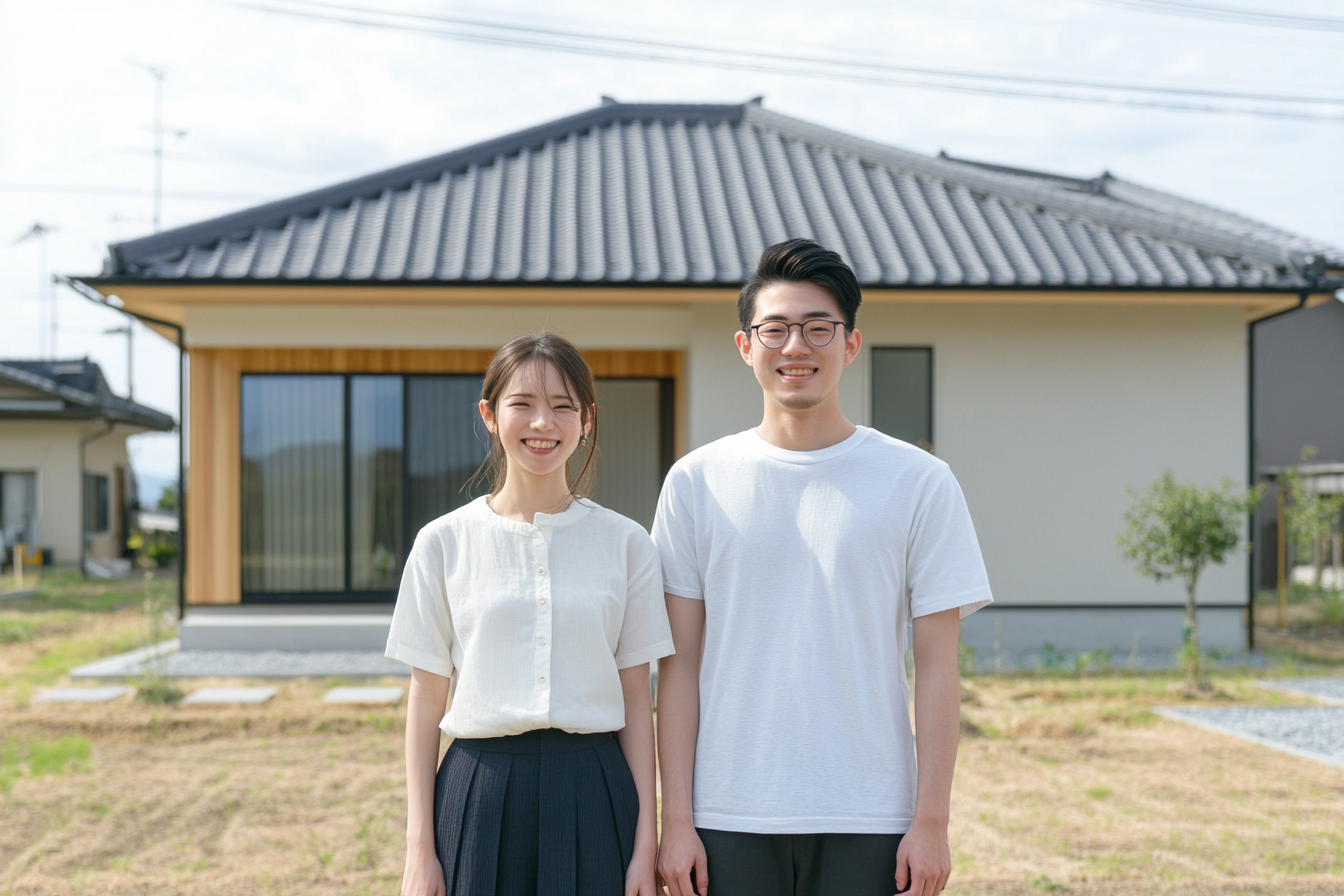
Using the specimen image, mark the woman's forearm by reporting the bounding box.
[616,663,658,851]
[406,668,451,845]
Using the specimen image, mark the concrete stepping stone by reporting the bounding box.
[181,687,277,705]
[324,686,404,705]
[36,686,132,703]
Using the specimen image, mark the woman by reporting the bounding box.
[389,332,672,896]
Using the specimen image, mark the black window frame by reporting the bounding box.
[84,473,109,533]
[239,371,678,604]
[240,372,487,604]
[870,346,935,453]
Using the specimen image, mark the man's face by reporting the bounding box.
[734,280,861,412]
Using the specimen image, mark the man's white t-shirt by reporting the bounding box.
[651,426,992,835]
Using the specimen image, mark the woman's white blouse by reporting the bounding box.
[385,496,675,738]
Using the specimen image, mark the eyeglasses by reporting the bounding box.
[747,319,845,349]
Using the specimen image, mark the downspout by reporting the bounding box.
[57,276,188,620]
[1246,259,1342,650]
[79,419,116,577]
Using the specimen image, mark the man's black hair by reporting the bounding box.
[737,238,862,332]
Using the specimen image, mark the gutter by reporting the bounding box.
[58,275,188,621]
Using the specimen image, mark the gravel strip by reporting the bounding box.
[1156,706,1344,770]
[969,649,1271,673]
[1255,678,1344,705]
[159,650,409,678]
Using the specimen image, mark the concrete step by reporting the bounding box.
[179,606,392,652]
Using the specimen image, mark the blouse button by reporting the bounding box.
[537,566,546,575]
[538,597,547,605]
[539,676,546,683]
[537,638,547,647]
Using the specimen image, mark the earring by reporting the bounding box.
[580,434,588,447]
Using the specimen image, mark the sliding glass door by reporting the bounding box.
[241,374,485,602]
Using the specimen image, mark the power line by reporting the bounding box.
[1094,0,1344,31]
[0,184,269,201]
[226,1,1344,122]
[265,0,1344,104]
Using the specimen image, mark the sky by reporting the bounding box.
[1,0,1341,496]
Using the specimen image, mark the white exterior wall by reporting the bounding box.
[182,300,1249,647]
[857,303,1248,614]
[0,421,136,565]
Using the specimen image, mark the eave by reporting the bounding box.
[76,279,1333,336]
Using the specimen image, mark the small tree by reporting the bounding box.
[1117,472,1264,689]
[1281,447,1344,590]
[156,482,178,512]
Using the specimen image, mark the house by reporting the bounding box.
[1251,298,1344,591]
[0,358,176,576]
[75,98,1344,653]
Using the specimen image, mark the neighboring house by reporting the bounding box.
[0,359,176,574]
[1251,298,1344,590]
[76,98,1343,652]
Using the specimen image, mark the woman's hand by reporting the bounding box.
[625,840,660,896]
[401,840,446,896]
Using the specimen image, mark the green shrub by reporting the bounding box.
[957,643,978,677]
[0,618,39,644]
[1321,592,1344,627]
[135,679,184,705]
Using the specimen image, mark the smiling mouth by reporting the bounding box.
[523,439,559,450]
[778,366,818,379]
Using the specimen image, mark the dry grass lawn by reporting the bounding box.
[2,592,1342,895]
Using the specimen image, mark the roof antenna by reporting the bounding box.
[600,95,619,106]
[129,61,188,232]
[14,223,60,358]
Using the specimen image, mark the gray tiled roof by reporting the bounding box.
[0,359,175,430]
[99,99,1342,291]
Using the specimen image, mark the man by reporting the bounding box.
[653,239,992,896]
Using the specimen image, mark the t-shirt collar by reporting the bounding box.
[747,425,871,465]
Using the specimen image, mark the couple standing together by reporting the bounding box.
[388,239,993,896]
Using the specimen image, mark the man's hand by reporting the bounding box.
[894,817,951,895]
[902,606,961,896]
[657,821,708,896]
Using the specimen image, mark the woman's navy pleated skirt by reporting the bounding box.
[433,728,638,896]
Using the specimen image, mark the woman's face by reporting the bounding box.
[480,359,590,485]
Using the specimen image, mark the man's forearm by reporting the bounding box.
[912,608,961,824]
[657,650,700,825]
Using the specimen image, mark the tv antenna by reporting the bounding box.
[13,223,60,358]
[130,62,187,232]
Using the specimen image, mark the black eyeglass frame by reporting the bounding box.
[746,319,847,349]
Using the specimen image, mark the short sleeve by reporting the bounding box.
[385,527,458,677]
[651,466,704,600]
[614,531,676,669]
[907,467,994,619]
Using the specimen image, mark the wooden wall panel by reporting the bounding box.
[185,346,684,606]
[187,349,242,604]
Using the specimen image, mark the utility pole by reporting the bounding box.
[104,324,134,400]
[13,223,59,358]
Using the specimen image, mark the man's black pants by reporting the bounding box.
[697,828,905,896]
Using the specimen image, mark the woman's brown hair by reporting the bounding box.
[468,332,599,499]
